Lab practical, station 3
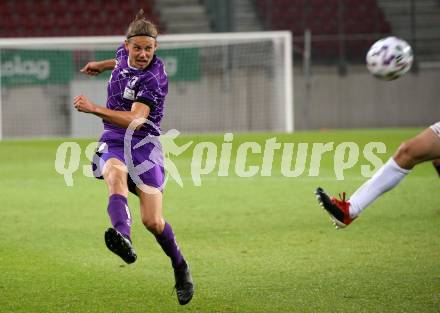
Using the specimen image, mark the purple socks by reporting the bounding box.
[107,195,184,268]
[107,194,132,240]
[155,222,184,269]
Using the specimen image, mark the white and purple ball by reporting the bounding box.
[366,36,413,81]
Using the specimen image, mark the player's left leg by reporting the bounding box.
[393,126,440,169]
[137,185,194,305]
[317,125,440,228]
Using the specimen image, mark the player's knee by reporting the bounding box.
[142,217,163,234]
[395,141,418,167]
[105,172,127,193]
[396,141,411,157]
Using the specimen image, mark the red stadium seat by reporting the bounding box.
[0,0,163,37]
[255,0,392,60]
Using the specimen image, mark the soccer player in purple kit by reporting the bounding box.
[73,10,194,305]
[315,122,440,228]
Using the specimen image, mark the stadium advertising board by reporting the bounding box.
[0,50,73,85]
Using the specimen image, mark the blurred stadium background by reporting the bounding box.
[2,1,440,312]
[1,0,440,139]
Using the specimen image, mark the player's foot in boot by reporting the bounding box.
[315,187,354,229]
[104,228,137,264]
[174,260,194,305]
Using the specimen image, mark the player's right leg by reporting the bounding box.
[316,123,440,228]
[102,158,137,264]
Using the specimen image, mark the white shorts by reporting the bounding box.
[430,122,440,138]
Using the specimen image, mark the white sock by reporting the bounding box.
[349,158,410,218]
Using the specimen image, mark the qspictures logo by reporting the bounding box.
[54,127,387,188]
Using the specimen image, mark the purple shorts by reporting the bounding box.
[92,130,165,194]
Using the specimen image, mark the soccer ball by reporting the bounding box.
[366,36,413,80]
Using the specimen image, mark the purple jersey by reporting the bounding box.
[104,44,168,137]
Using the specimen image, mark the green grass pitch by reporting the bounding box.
[1,128,439,313]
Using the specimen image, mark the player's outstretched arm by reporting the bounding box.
[80,59,116,76]
[73,95,150,130]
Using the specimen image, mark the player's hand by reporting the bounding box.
[80,62,103,76]
[73,95,96,113]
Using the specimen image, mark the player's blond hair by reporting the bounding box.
[126,9,158,40]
